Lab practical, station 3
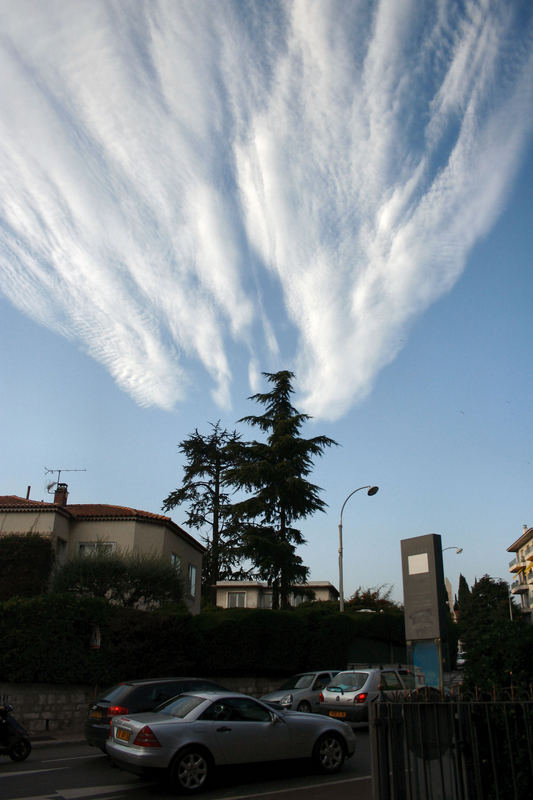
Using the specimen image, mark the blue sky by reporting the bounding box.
[1,0,532,604]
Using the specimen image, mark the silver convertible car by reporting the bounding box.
[107,690,356,794]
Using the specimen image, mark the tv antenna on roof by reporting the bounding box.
[44,467,86,494]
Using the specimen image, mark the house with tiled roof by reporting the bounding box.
[0,484,205,614]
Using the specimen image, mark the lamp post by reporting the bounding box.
[338,485,379,612]
[442,546,463,554]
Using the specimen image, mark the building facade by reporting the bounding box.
[214,580,339,609]
[0,484,205,614]
[507,524,533,624]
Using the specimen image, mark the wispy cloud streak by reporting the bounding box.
[0,0,532,416]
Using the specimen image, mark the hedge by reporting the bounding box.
[0,534,54,600]
[0,595,406,686]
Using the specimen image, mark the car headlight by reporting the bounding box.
[279,694,293,706]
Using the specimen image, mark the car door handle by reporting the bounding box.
[216,726,232,733]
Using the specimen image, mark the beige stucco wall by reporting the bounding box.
[0,509,56,535]
[68,518,135,555]
[215,584,263,609]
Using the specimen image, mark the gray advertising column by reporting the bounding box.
[401,533,450,689]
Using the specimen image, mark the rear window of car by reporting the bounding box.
[327,672,368,691]
[100,684,134,703]
[158,694,206,718]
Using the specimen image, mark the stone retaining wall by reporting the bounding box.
[0,677,280,736]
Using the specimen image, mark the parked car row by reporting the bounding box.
[84,666,420,793]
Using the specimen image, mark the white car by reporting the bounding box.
[260,670,339,712]
[107,690,356,794]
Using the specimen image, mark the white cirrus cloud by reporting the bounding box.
[0,0,532,417]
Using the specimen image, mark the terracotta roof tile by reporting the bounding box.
[0,495,58,509]
[0,495,204,552]
[66,504,172,523]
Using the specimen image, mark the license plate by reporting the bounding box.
[329,710,346,718]
[115,727,130,742]
[89,710,104,720]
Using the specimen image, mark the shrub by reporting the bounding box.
[0,534,54,600]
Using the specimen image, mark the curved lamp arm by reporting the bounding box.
[338,485,379,612]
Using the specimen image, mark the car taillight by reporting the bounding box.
[319,692,324,703]
[107,705,129,717]
[133,726,161,747]
[354,692,368,704]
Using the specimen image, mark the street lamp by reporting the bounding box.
[442,546,463,554]
[338,485,379,612]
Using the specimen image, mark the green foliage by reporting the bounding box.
[102,607,203,681]
[225,371,337,609]
[458,574,533,692]
[0,534,54,600]
[346,584,403,613]
[0,598,406,685]
[456,573,472,620]
[0,594,110,683]
[50,548,184,609]
[162,422,244,601]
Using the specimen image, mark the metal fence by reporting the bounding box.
[369,698,533,800]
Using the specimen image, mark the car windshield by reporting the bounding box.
[279,674,315,690]
[156,694,206,718]
[328,672,368,691]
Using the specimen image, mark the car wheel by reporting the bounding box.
[312,732,345,774]
[297,700,312,713]
[8,738,32,762]
[170,746,212,794]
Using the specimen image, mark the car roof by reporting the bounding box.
[163,690,255,702]
[293,669,339,675]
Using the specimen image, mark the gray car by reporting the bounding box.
[107,690,356,794]
[317,666,417,724]
[260,670,339,712]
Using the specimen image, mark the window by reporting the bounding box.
[55,537,67,564]
[314,673,333,690]
[171,553,182,573]
[200,697,271,723]
[262,592,273,609]
[188,564,197,597]
[381,671,402,690]
[227,591,246,608]
[79,542,115,556]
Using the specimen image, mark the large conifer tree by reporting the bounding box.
[162,421,243,602]
[225,371,337,609]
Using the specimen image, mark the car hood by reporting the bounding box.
[260,690,294,702]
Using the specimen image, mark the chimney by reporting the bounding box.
[524,524,528,533]
[54,483,69,506]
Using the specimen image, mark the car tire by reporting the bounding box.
[170,745,212,794]
[312,732,345,774]
[8,738,32,762]
[297,700,312,713]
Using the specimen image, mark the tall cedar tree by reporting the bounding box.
[163,422,243,603]
[225,371,337,609]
